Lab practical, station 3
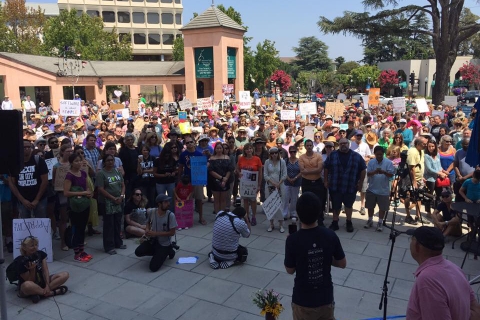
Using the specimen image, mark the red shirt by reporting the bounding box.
[175,183,193,200]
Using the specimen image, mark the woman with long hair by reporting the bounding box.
[124,187,149,237]
[283,145,301,220]
[264,147,287,232]
[143,132,162,159]
[136,145,156,207]
[236,143,262,226]
[97,141,125,176]
[438,135,456,186]
[208,142,234,214]
[424,139,448,216]
[153,143,178,212]
[387,133,408,155]
[52,144,73,251]
[64,153,93,262]
[100,122,109,133]
[96,154,126,255]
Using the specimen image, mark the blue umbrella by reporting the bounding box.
[465,99,480,167]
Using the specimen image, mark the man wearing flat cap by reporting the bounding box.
[407,226,479,319]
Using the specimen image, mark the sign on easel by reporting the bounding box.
[13,218,53,262]
[175,200,194,229]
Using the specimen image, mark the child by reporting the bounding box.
[175,175,193,202]
[459,169,480,203]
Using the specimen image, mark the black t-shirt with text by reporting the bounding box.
[284,226,345,308]
[16,250,48,287]
[16,155,49,201]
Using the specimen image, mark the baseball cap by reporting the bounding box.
[399,119,407,123]
[276,137,284,144]
[87,125,95,131]
[355,130,364,136]
[155,194,172,203]
[406,226,445,251]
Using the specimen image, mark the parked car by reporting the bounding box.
[352,93,368,100]
[379,96,393,105]
[462,90,480,103]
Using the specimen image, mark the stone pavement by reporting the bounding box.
[3,199,480,320]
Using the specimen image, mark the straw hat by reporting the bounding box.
[365,132,378,146]
[323,136,338,146]
[74,122,84,131]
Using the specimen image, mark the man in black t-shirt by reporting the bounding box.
[285,192,346,320]
[9,140,49,218]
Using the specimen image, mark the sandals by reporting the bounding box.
[107,249,117,255]
[251,216,257,226]
[199,219,207,225]
[52,286,68,296]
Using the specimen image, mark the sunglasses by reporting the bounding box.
[134,193,142,196]
[444,140,452,143]
[186,141,195,144]
[441,194,451,198]
[289,150,296,153]
[270,152,278,155]
[314,136,321,138]
[325,145,334,148]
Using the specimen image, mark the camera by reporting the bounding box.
[234,197,242,207]
[171,242,180,250]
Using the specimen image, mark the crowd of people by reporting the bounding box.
[1,92,480,318]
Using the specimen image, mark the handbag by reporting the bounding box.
[69,186,90,213]
[435,176,451,188]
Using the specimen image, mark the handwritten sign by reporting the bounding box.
[59,100,81,117]
[175,200,194,229]
[432,110,445,120]
[179,122,191,134]
[299,102,317,115]
[239,91,251,109]
[222,84,234,94]
[362,95,369,110]
[178,111,187,122]
[444,96,458,107]
[179,99,192,110]
[45,158,58,180]
[304,126,315,141]
[190,156,207,186]
[325,102,345,119]
[110,103,124,111]
[416,98,429,113]
[129,99,139,112]
[368,88,380,106]
[263,190,282,221]
[392,97,406,113]
[54,163,69,191]
[121,108,130,119]
[240,170,258,198]
[197,98,212,110]
[13,218,53,262]
[281,110,296,120]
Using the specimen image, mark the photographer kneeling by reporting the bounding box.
[209,207,251,269]
[16,236,69,303]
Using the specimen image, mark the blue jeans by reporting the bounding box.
[17,198,48,218]
[156,183,175,212]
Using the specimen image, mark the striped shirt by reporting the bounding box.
[212,211,250,261]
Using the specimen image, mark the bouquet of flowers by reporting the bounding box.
[252,289,284,318]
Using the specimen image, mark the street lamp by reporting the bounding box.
[55,46,87,97]
[424,77,428,98]
[297,84,301,106]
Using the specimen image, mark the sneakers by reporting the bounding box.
[329,221,339,231]
[404,215,418,225]
[74,254,89,263]
[168,249,175,260]
[364,219,373,229]
[359,207,366,215]
[279,226,285,233]
[346,220,354,233]
[376,222,383,232]
[267,226,273,232]
[80,252,92,261]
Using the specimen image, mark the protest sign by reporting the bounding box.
[362,96,369,110]
[281,110,295,120]
[190,156,207,186]
[337,93,347,101]
[416,98,429,113]
[179,122,191,134]
[263,190,282,221]
[325,102,345,119]
[240,170,258,198]
[165,102,177,115]
[196,98,211,110]
[179,99,192,110]
[239,91,251,109]
[59,100,80,117]
[304,126,315,141]
[175,200,194,229]
[178,111,187,122]
[299,102,316,115]
[121,108,130,119]
[444,96,458,107]
[368,88,380,106]
[222,84,234,94]
[53,164,69,191]
[461,106,473,118]
[432,110,445,119]
[392,97,406,113]
[129,99,138,112]
[134,118,145,132]
[13,219,53,262]
[44,158,58,180]
[340,124,348,131]
[110,103,124,110]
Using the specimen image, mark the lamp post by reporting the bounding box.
[55,46,87,98]
[424,77,428,98]
[297,84,301,106]
[398,76,402,96]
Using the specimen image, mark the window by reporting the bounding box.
[86,10,99,17]
[132,0,143,2]
[102,11,115,23]
[146,0,158,3]
[119,33,130,42]
[175,0,181,3]
[76,10,83,17]
[134,33,146,44]
[132,12,145,23]
[175,13,181,24]
[147,12,159,24]
[163,34,174,45]
[160,0,172,3]
[117,12,130,23]
[148,34,160,45]
[161,13,173,24]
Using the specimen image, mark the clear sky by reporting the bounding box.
[27,0,480,63]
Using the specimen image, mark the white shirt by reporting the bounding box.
[350,140,371,159]
[1,100,13,110]
[23,99,36,112]
[246,125,258,138]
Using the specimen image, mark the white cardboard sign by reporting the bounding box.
[392,97,406,113]
[239,170,258,197]
[59,100,81,117]
[196,98,212,110]
[416,98,429,113]
[179,99,193,110]
[13,218,53,262]
[281,110,296,120]
[239,91,251,109]
[444,96,458,107]
[299,102,317,115]
[432,110,445,119]
[263,190,283,221]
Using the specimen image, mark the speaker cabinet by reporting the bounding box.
[0,110,24,175]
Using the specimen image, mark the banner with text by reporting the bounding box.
[239,91,251,109]
[13,218,53,262]
[179,99,192,110]
[281,110,296,120]
[196,98,212,110]
[240,170,258,198]
[392,97,406,113]
[190,156,207,186]
[59,100,80,117]
[299,102,317,115]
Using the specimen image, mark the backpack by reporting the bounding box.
[6,256,25,285]
[215,211,240,234]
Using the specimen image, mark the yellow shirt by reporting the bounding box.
[406,147,424,182]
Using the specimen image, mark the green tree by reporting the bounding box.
[172,36,184,61]
[292,36,331,71]
[42,10,131,61]
[337,61,361,75]
[0,4,14,52]
[350,65,381,89]
[253,40,281,90]
[458,8,480,58]
[3,0,45,54]
[318,0,480,104]
[335,56,345,67]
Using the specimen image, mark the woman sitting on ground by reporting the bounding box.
[125,188,149,237]
[16,236,69,303]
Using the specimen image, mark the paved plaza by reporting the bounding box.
[4,199,480,320]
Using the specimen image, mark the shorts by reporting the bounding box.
[292,302,335,320]
[365,192,389,211]
[330,192,356,210]
[399,178,425,199]
[361,178,368,193]
[194,186,204,201]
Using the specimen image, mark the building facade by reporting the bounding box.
[56,0,183,60]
